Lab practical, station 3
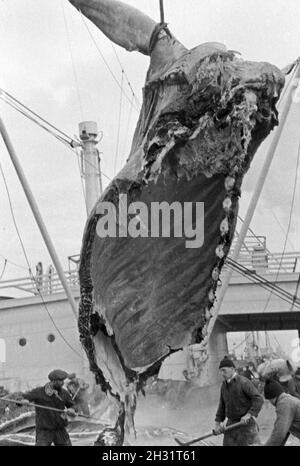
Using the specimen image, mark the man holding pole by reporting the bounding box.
[263,378,300,445]
[66,373,90,416]
[19,369,76,446]
[214,356,264,446]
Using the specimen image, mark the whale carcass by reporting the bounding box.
[68,0,285,438]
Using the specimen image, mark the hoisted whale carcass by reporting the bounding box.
[68,0,285,444]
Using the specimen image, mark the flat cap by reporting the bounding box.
[48,369,69,381]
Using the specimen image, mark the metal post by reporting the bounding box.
[0,116,78,318]
[79,121,102,215]
[206,62,300,339]
[159,0,165,24]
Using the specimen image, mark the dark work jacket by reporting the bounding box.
[266,393,300,445]
[215,374,264,422]
[287,378,300,399]
[23,385,74,431]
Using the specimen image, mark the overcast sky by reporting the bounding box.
[0,1,299,355]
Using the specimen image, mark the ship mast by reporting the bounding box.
[79,121,103,215]
[0,116,78,318]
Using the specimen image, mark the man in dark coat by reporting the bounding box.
[66,373,90,416]
[264,378,300,445]
[20,369,76,446]
[287,368,300,400]
[214,356,264,446]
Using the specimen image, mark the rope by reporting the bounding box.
[79,12,140,113]
[122,94,135,156]
[74,146,87,204]
[0,160,36,290]
[111,43,141,109]
[227,258,300,310]
[292,272,300,312]
[270,210,295,252]
[0,88,86,203]
[0,87,130,194]
[262,137,300,313]
[0,252,29,272]
[0,88,78,147]
[0,258,7,281]
[60,0,85,120]
[0,97,71,148]
[0,160,82,359]
[237,216,289,273]
[114,70,124,176]
[232,333,253,352]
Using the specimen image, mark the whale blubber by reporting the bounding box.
[69,0,285,443]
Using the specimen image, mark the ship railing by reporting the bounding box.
[0,269,79,296]
[0,252,299,298]
[224,251,300,275]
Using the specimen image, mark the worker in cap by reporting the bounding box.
[214,356,263,446]
[264,378,300,445]
[66,372,90,416]
[48,369,69,381]
[18,369,76,446]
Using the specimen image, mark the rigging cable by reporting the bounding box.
[262,137,300,313]
[79,11,140,112]
[0,89,87,213]
[122,94,135,156]
[237,216,289,273]
[0,252,29,272]
[0,160,83,359]
[114,70,124,176]
[0,258,7,281]
[222,60,300,357]
[60,0,85,120]
[0,88,79,148]
[0,98,138,351]
[270,210,296,252]
[226,258,300,310]
[0,160,36,289]
[216,251,300,358]
[74,146,87,203]
[1,97,71,148]
[0,89,131,193]
[232,333,252,352]
[111,43,141,109]
[60,0,87,204]
[293,269,300,312]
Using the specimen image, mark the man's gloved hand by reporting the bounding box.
[213,422,225,435]
[66,408,77,418]
[240,413,253,424]
[16,398,30,407]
